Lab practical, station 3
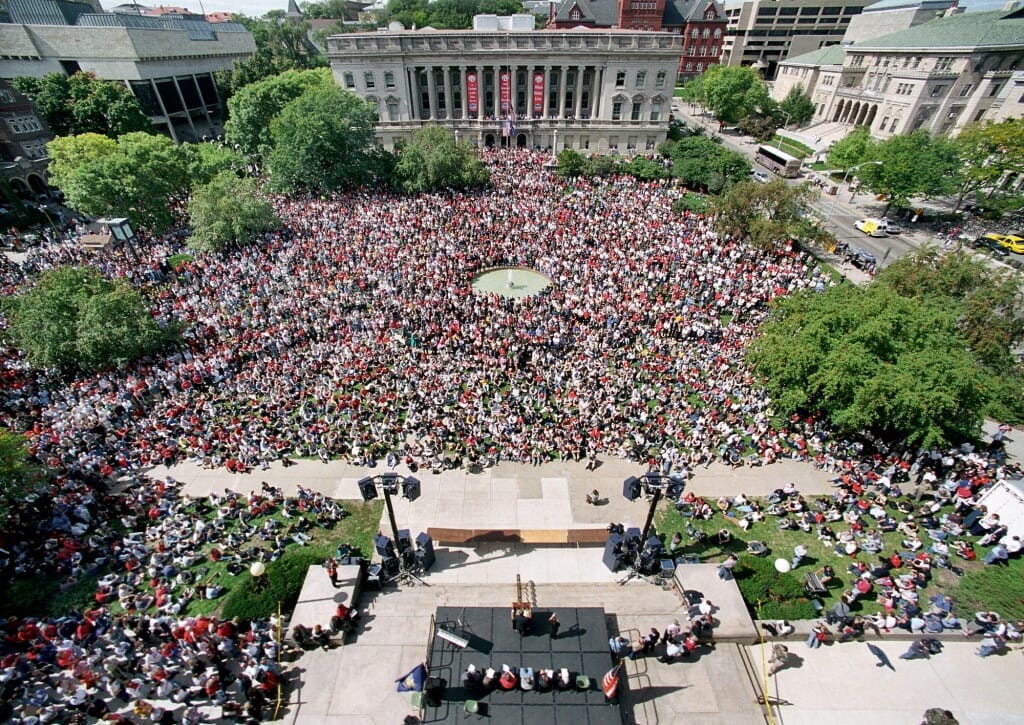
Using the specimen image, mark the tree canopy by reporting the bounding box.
[225,67,333,159]
[381,0,524,28]
[859,131,960,211]
[777,84,815,128]
[13,72,151,138]
[749,249,1024,447]
[826,126,873,173]
[392,127,489,193]
[2,267,178,372]
[712,178,818,251]
[951,118,1024,212]
[225,12,325,94]
[181,142,247,188]
[663,135,750,193]
[47,132,187,233]
[266,85,381,193]
[187,172,279,253]
[698,65,771,125]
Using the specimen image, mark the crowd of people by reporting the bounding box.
[1,149,1021,721]
[1,149,834,484]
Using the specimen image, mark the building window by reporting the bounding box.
[612,101,623,120]
[930,85,946,97]
[880,116,889,129]
[631,102,642,121]
[702,28,710,39]
[570,7,581,20]
[959,83,973,96]
[343,72,355,89]
[364,72,376,89]
[691,28,699,39]
[384,71,395,88]
[912,56,921,69]
[387,103,399,122]
[713,28,721,38]
[616,70,626,87]
[636,71,647,89]
[696,62,704,71]
[655,70,666,88]
[890,118,899,131]
[650,102,662,121]
[685,62,693,72]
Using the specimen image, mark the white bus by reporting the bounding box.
[755,145,802,178]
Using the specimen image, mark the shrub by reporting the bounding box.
[220,549,324,620]
[735,555,816,619]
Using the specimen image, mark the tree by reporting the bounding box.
[667,135,749,193]
[711,178,818,250]
[47,132,187,233]
[226,12,325,93]
[225,68,333,159]
[621,155,670,181]
[778,84,815,128]
[13,72,150,137]
[951,118,1024,212]
[380,0,430,28]
[266,86,380,193]
[555,148,586,177]
[699,65,771,125]
[826,126,873,171]
[858,131,960,212]
[749,248,1024,447]
[181,142,247,188]
[0,429,40,525]
[2,267,178,372]
[187,172,280,253]
[392,127,489,193]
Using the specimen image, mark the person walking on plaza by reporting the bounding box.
[548,612,560,640]
[718,554,738,580]
[768,643,790,675]
[325,558,338,588]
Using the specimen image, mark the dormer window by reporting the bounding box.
[570,6,582,20]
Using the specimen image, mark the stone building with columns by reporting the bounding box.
[0,0,255,142]
[326,18,683,153]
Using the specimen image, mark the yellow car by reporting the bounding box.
[995,233,1024,254]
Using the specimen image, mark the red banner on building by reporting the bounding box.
[499,70,511,113]
[466,71,478,116]
[532,71,544,115]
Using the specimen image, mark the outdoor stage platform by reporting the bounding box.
[421,605,623,724]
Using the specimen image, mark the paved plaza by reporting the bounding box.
[156,421,1024,725]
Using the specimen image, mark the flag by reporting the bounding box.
[395,663,427,692]
[602,661,623,701]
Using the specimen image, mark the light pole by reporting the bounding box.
[357,472,425,586]
[618,472,686,584]
[777,110,792,131]
[551,128,558,164]
[825,161,883,227]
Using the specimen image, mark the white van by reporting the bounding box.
[855,218,900,237]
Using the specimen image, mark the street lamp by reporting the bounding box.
[825,161,883,227]
[100,217,140,263]
[551,128,559,164]
[777,110,792,131]
[357,472,425,586]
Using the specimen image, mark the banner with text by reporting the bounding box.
[466,71,478,116]
[499,70,511,113]
[532,71,544,115]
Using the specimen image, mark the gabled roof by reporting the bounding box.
[781,44,847,67]
[553,0,617,24]
[663,0,724,26]
[855,9,1024,49]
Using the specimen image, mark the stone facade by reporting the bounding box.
[0,2,255,142]
[721,0,873,80]
[327,27,683,153]
[0,80,52,201]
[772,7,1024,138]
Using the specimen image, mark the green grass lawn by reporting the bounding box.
[654,494,1024,621]
[0,498,383,622]
[769,136,813,159]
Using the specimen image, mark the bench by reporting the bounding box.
[803,571,828,597]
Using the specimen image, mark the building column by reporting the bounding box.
[443,66,454,121]
[171,76,197,138]
[460,65,468,120]
[543,65,552,118]
[493,65,501,118]
[557,66,568,118]
[190,74,213,129]
[590,67,602,119]
[410,68,422,119]
[426,66,437,120]
[574,65,585,119]
[150,78,178,143]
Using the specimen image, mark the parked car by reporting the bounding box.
[846,246,878,271]
[996,233,1024,254]
[750,170,771,183]
[855,218,899,237]
[972,234,1010,257]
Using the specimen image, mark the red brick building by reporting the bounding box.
[547,0,726,77]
